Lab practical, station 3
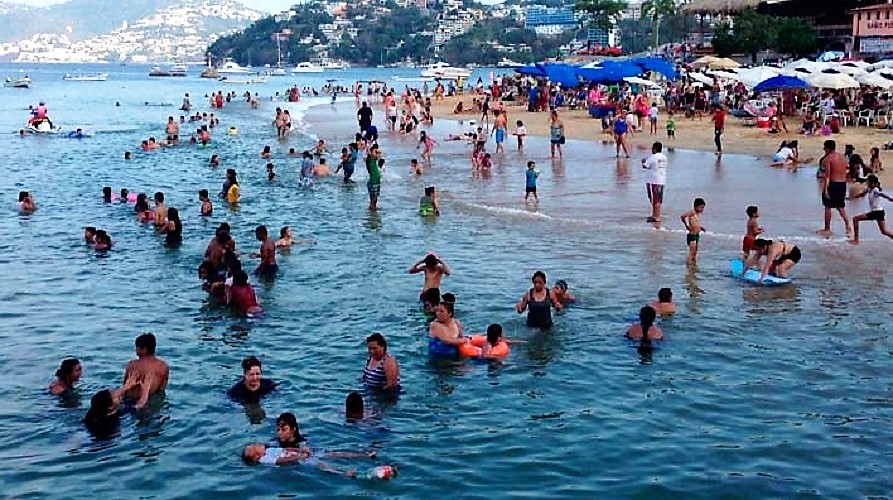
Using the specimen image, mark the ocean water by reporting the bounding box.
[0,63,891,498]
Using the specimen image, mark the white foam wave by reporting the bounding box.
[457,202,555,220]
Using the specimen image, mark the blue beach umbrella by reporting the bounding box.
[577,66,627,84]
[515,64,546,77]
[630,57,677,79]
[753,75,809,93]
[538,63,582,87]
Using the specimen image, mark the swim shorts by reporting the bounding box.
[686,233,700,246]
[742,235,756,253]
[866,210,886,221]
[495,129,505,144]
[367,182,381,199]
[822,181,846,209]
[775,246,801,264]
[526,186,537,194]
[646,183,664,205]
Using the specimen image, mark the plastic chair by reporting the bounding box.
[857,109,875,127]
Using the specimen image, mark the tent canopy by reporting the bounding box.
[753,75,809,93]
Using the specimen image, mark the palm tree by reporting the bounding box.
[640,0,677,49]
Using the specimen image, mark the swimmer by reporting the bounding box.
[266,163,276,182]
[134,193,152,222]
[120,188,130,203]
[550,280,575,305]
[102,187,114,203]
[94,230,112,251]
[49,358,82,395]
[299,151,314,187]
[199,261,225,298]
[516,271,562,329]
[479,323,511,358]
[227,270,263,315]
[84,226,97,245]
[153,192,166,227]
[241,443,375,476]
[627,306,661,360]
[251,225,277,277]
[313,139,329,158]
[227,356,276,403]
[420,287,441,315]
[199,189,213,216]
[122,333,169,408]
[162,207,182,247]
[124,151,132,160]
[313,158,330,177]
[274,226,317,248]
[275,412,305,447]
[83,373,145,438]
[345,392,366,420]
[649,288,676,316]
[419,186,440,216]
[428,302,468,356]
[17,191,36,213]
[410,158,422,176]
[745,238,801,282]
[408,253,451,299]
[680,197,706,265]
[261,145,271,160]
[362,332,400,393]
[209,154,219,168]
[740,205,765,260]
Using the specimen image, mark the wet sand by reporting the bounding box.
[429,95,893,186]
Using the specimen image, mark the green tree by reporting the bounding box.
[640,0,676,48]
[774,17,818,58]
[574,0,627,32]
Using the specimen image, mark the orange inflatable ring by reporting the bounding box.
[458,335,509,358]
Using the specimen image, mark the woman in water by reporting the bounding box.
[227,270,262,316]
[428,302,468,356]
[162,207,182,247]
[261,145,271,159]
[362,333,400,393]
[274,226,316,248]
[18,191,36,213]
[49,358,82,395]
[83,373,145,438]
[625,305,663,341]
[222,169,240,203]
[549,109,565,159]
[135,193,152,222]
[745,238,801,282]
[550,280,575,305]
[516,271,563,329]
[275,412,305,448]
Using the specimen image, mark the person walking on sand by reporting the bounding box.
[818,140,853,238]
[642,141,668,224]
[711,105,725,155]
[613,111,630,158]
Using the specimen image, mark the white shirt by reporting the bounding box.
[259,447,298,465]
[648,106,659,119]
[868,187,885,212]
[776,147,793,160]
[515,126,527,137]
[644,152,668,185]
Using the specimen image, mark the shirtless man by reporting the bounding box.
[408,253,451,300]
[491,110,508,154]
[818,140,852,238]
[153,192,166,228]
[122,333,169,407]
[165,116,179,145]
[251,225,277,277]
[649,288,676,316]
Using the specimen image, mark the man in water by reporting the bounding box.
[227,356,275,404]
[818,140,852,238]
[181,93,191,112]
[357,101,373,135]
[491,110,507,154]
[165,116,179,145]
[251,225,277,278]
[642,141,668,224]
[408,253,451,300]
[122,333,169,405]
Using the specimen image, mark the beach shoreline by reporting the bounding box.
[427,94,893,186]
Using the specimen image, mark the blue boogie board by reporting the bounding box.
[729,259,792,286]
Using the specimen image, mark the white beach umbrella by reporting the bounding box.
[855,72,893,88]
[623,76,661,88]
[831,63,867,77]
[709,70,741,81]
[868,60,893,71]
[803,71,860,89]
[785,59,829,74]
[688,71,714,85]
[737,66,781,88]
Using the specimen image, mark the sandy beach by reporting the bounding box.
[429,94,893,186]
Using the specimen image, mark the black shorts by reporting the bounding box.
[776,246,802,265]
[526,186,537,193]
[647,183,664,205]
[822,181,846,209]
[866,210,886,221]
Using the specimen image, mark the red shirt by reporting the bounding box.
[712,110,726,129]
[229,284,260,314]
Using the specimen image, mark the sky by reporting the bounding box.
[7,0,299,13]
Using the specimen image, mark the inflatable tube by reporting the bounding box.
[460,335,509,358]
[457,342,481,358]
[126,193,138,203]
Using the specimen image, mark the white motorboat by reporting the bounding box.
[322,60,349,70]
[218,75,268,84]
[4,75,31,88]
[292,62,324,74]
[169,63,188,77]
[26,120,62,134]
[218,60,252,74]
[63,72,108,82]
[497,58,524,68]
[149,66,171,77]
[420,62,471,80]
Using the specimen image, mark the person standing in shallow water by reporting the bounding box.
[366,145,382,211]
[49,358,82,395]
[516,271,563,329]
[818,140,852,238]
[252,225,277,277]
[642,141,668,224]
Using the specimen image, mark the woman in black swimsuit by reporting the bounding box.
[516,271,563,329]
[749,238,801,282]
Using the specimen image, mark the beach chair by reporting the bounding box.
[857,109,875,127]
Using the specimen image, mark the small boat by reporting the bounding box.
[63,72,109,82]
[497,58,524,68]
[264,64,286,76]
[218,75,268,84]
[420,62,471,80]
[149,66,171,77]
[322,60,349,70]
[26,120,62,134]
[292,62,324,74]
[169,63,188,77]
[4,75,31,88]
[218,60,252,75]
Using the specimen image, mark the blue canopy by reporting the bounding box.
[629,57,677,79]
[515,64,546,77]
[596,60,643,78]
[538,63,581,87]
[576,66,626,83]
[753,75,809,93]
